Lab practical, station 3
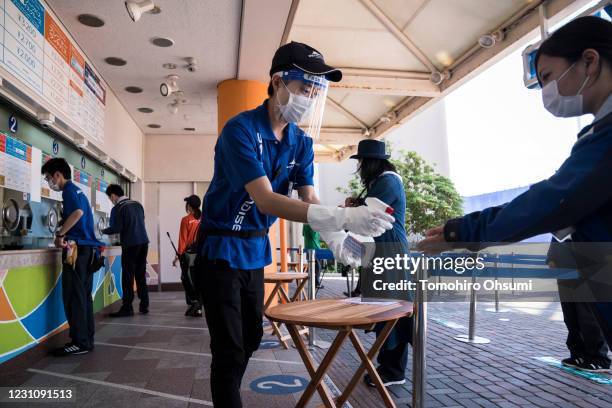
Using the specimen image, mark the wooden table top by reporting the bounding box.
[265,298,413,328]
[264,272,308,282]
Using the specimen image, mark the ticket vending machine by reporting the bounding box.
[0,187,63,249]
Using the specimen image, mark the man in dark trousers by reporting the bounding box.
[42,158,102,356]
[102,184,150,316]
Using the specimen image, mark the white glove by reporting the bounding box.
[307,204,394,237]
[320,230,361,267]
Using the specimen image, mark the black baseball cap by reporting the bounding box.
[270,41,342,82]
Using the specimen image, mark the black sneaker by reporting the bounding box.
[192,308,203,317]
[185,306,194,316]
[364,371,406,387]
[109,308,134,317]
[561,356,584,369]
[576,359,611,373]
[52,343,89,357]
[139,307,149,315]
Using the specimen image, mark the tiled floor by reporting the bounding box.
[0,278,611,407]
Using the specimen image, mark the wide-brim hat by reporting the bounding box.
[350,139,390,160]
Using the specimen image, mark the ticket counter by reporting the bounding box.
[0,246,123,364]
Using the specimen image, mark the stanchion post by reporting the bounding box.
[306,250,331,350]
[308,249,316,349]
[299,245,304,274]
[412,263,427,408]
[468,272,476,340]
[455,255,490,344]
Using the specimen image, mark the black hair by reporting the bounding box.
[105,184,124,198]
[536,16,612,77]
[358,158,397,189]
[41,157,71,179]
[186,203,202,219]
[267,80,274,97]
[184,195,202,219]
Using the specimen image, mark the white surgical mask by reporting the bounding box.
[277,81,315,123]
[541,62,590,118]
[48,178,61,192]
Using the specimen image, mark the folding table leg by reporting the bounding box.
[287,324,347,408]
[348,329,396,407]
[293,278,308,301]
[264,283,290,348]
[336,320,398,407]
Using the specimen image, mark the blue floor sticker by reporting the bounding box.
[258,340,280,349]
[536,357,612,384]
[250,375,308,394]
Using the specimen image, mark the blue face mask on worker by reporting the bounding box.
[277,80,315,123]
[541,62,590,118]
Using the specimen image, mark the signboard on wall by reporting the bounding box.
[0,0,106,145]
[94,178,111,214]
[73,168,92,204]
[0,132,31,192]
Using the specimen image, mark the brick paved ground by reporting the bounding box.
[0,278,610,408]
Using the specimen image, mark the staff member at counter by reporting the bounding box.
[102,184,150,317]
[42,158,102,356]
[197,41,394,407]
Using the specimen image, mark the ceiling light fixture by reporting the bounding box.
[167,93,187,114]
[478,30,505,48]
[160,75,180,97]
[125,0,158,22]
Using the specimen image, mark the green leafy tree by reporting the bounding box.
[337,149,463,237]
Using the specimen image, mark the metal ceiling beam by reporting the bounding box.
[326,97,369,129]
[338,67,431,80]
[318,127,364,145]
[280,0,301,45]
[358,0,437,73]
[369,0,592,142]
[331,74,440,97]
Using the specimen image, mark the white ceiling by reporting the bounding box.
[46,0,242,135]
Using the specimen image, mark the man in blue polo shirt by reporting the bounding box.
[197,41,395,407]
[42,158,102,356]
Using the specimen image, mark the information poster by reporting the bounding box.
[73,168,92,205]
[0,132,32,193]
[94,178,111,214]
[0,0,106,145]
[40,153,62,200]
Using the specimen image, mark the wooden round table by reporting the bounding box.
[263,272,309,349]
[266,298,413,408]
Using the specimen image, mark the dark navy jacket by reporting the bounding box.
[444,111,612,246]
[102,197,149,248]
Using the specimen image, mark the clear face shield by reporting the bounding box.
[275,69,329,140]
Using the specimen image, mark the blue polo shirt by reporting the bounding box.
[201,100,314,269]
[62,181,101,246]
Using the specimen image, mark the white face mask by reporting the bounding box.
[541,62,590,118]
[47,177,61,192]
[277,81,315,123]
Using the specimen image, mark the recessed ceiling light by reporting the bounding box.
[147,124,161,129]
[163,63,177,69]
[151,37,174,47]
[78,14,105,27]
[105,57,127,66]
[184,127,196,131]
[125,86,143,93]
[138,107,154,113]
